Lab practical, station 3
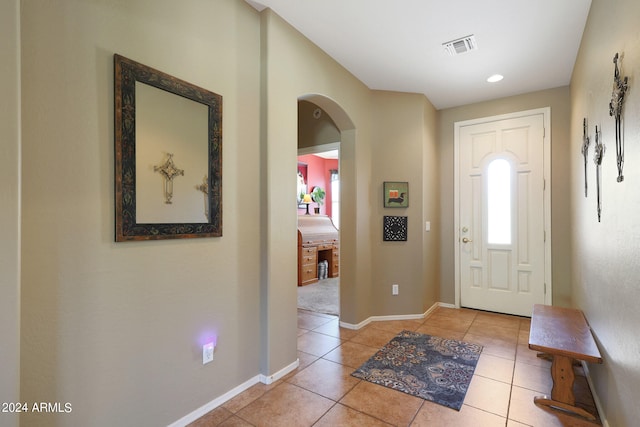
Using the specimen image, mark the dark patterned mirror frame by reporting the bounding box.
[114,54,222,241]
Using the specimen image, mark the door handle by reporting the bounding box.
[462,237,473,243]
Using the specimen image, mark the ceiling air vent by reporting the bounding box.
[443,35,478,56]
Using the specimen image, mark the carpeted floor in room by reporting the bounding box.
[297,278,339,316]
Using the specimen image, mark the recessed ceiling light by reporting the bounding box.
[487,74,504,83]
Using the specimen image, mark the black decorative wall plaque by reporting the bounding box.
[383,216,408,241]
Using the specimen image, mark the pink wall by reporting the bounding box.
[297,154,338,216]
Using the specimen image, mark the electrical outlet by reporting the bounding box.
[392,284,399,295]
[203,342,215,364]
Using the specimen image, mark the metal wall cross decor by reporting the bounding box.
[154,153,184,204]
[609,52,629,183]
[581,118,591,197]
[593,126,604,222]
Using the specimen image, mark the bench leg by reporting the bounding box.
[534,355,597,421]
[551,355,576,404]
[534,396,597,421]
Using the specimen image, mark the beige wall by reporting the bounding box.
[0,1,20,426]
[370,91,440,315]
[13,3,444,424]
[422,97,441,308]
[20,0,261,425]
[438,87,573,307]
[570,0,640,424]
[262,4,384,370]
[298,100,340,148]
[13,0,639,425]
[260,7,377,343]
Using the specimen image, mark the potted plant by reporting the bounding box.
[311,186,326,214]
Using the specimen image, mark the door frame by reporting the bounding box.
[453,107,552,311]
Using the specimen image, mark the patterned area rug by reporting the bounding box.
[352,331,483,411]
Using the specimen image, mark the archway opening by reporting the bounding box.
[296,94,355,319]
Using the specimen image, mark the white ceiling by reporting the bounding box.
[246,0,592,110]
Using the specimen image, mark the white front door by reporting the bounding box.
[455,109,550,317]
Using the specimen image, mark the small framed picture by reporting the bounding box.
[383,181,408,208]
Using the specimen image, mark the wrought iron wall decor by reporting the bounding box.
[609,52,629,183]
[593,126,604,222]
[581,118,591,197]
[383,216,408,241]
[114,54,222,241]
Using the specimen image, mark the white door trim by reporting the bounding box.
[454,107,552,311]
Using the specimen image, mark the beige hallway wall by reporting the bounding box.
[370,91,439,315]
[260,9,441,344]
[0,1,21,427]
[20,1,262,425]
[570,0,640,424]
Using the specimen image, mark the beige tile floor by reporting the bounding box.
[189,307,602,427]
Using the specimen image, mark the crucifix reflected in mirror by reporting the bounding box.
[154,153,184,204]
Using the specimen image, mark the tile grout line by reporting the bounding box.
[505,318,533,426]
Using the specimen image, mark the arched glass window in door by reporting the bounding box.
[487,158,511,244]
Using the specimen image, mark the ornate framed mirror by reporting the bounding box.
[114,54,222,241]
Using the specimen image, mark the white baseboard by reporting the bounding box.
[167,375,261,427]
[438,302,457,309]
[581,361,609,427]
[259,358,300,385]
[339,316,371,330]
[167,359,299,426]
[339,301,443,330]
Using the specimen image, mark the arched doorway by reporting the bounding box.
[297,94,355,319]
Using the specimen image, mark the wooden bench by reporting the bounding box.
[528,304,603,421]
